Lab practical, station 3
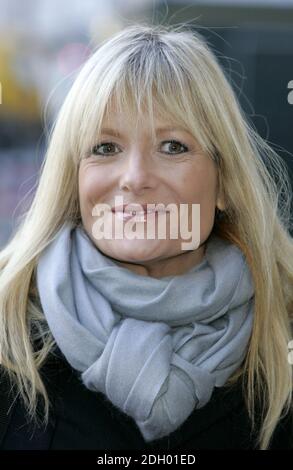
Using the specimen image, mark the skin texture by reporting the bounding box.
[78,108,225,278]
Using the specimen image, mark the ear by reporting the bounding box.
[216,196,225,212]
[216,173,225,211]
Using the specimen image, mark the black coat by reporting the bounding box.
[0,345,292,450]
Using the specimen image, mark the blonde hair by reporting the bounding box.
[0,23,292,449]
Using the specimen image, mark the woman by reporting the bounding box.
[0,23,292,451]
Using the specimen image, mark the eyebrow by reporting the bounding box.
[100,125,190,137]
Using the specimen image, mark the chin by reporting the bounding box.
[98,239,166,263]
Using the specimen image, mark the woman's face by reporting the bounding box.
[78,106,224,278]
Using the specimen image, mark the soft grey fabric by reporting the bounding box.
[36,222,255,442]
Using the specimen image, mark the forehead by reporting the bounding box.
[102,94,186,127]
[101,109,191,136]
[93,93,200,147]
[100,124,191,137]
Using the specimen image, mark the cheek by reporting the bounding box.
[180,165,218,206]
[179,166,218,232]
[78,166,109,211]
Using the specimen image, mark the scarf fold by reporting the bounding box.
[36,222,254,442]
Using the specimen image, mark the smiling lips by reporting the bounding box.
[111,203,170,220]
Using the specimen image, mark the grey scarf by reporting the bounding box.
[36,222,254,442]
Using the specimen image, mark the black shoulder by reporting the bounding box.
[218,382,293,450]
[0,366,16,448]
[0,348,62,450]
[269,406,293,449]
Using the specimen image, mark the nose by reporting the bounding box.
[119,150,158,194]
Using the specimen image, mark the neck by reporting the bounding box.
[112,243,206,278]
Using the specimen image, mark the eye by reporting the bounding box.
[90,139,189,158]
[161,140,189,155]
[91,142,120,156]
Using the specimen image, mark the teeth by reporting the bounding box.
[124,211,144,215]
[124,210,166,215]
[114,209,168,215]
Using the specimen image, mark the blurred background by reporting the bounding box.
[0,0,293,246]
